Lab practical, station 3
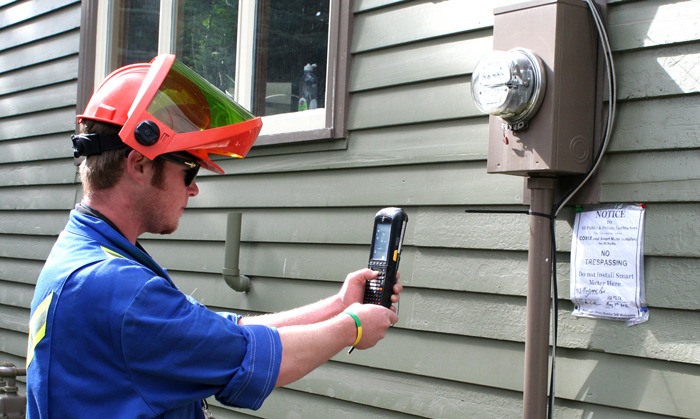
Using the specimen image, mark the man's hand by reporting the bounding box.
[272,269,403,386]
[336,268,403,311]
[275,298,400,386]
[343,302,398,350]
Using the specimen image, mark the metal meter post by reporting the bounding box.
[524,178,556,417]
[471,0,600,417]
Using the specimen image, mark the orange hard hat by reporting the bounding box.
[77,54,262,174]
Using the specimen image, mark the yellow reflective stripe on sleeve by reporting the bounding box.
[26,291,53,368]
[101,245,125,258]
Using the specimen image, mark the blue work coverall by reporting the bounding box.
[26,210,282,418]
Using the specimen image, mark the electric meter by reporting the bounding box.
[471,48,546,131]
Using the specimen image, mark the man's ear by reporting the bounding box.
[124,149,152,186]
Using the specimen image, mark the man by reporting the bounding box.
[26,54,401,418]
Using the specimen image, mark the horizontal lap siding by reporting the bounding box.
[0,0,81,378]
[1,0,698,418]
[190,0,699,417]
[599,12,700,416]
[190,163,525,208]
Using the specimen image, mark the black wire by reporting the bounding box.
[547,215,558,419]
[464,209,529,215]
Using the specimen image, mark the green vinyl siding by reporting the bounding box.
[0,0,698,418]
[0,0,81,378]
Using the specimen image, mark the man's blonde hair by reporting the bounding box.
[78,120,166,194]
[78,121,127,195]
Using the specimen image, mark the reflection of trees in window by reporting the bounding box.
[118,0,159,66]
[177,0,239,95]
[256,0,329,115]
[174,0,329,116]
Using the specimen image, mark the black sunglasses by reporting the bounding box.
[158,153,201,186]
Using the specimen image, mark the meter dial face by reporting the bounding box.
[471,48,546,126]
[475,59,512,110]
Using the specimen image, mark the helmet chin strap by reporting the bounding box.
[71,133,127,158]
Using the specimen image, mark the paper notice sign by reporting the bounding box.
[570,204,648,325]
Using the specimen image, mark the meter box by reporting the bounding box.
[481,0,598,176]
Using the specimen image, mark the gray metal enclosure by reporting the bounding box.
[0,0,698,417]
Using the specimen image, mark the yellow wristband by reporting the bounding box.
[343,311,363,347]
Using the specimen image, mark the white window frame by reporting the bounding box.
[93,0,351,145]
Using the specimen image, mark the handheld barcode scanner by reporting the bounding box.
[363,207,408,308]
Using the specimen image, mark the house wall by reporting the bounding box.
[0,0,82,373]
[0,0,697,418]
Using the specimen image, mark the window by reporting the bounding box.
[93,0,351,144]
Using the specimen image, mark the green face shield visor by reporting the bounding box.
[119,54,262,173]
